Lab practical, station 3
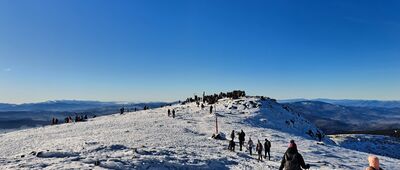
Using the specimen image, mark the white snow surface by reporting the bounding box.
[0,97,399,169]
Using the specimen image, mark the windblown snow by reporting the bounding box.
[0,97,399,169]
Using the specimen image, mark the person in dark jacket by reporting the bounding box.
[238,130,246,151]
[279,140,310,170]
[264,138,271,160]
[167,109,171,117]
[256,140,263,161]
[172,109,176,118]
[228,139,235,151]
[210,105,213,114]
[120,107,125,115]
[230,130,235,140]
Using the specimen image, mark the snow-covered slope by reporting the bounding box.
[330,134,400,159]
[0,97,398,169]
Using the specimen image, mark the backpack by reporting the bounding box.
[284,153,301,170]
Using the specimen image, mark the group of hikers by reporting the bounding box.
[120,106,149,115]
[228,130,272,162]
[51,114,90,125]
[227,129,309,169]
[227,130,384,170]
[167,109,176,118]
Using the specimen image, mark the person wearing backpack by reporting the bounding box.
[264,138,271,160]
[279,140,310,170]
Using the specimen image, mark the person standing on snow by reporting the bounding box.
[167,109,171,117]
[264,138,271,160]
[248,137,254,155]
[366,155,383,170]
[230,130,235,140]
[238,130,246,151]
[256,140,263,161]
[210,105,213,114]
[228,139,235,152]
[279,140,310,170]
[172,109,176,118]
[120,107,125,115]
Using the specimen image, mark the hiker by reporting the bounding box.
[279,140,310,170]
[238,130,245,151]
[230,130,235,140]
[120,107,125,114]
[51,118,55,125]
[248,137,254,155]
[168,109,171,117]
[264,138,271,160]
[228,139,235,151]
[201,103,205,109]
[316,131,322,142]
[210,105,213,114]
[366,155,383,170]
[55,118,58,124]
[256,140,263,161]
[172,109,176,118]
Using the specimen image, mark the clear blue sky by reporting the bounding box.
[1,0,399,103]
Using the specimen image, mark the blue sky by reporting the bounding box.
[0,0,399,103]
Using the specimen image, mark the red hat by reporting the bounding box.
[289,140,297,149]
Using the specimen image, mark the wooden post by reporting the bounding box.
[215,113,218,134]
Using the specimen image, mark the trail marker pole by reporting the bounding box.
[215,113,218,134]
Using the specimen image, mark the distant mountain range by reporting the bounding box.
[279,99,400,108]
[0,100,169,112]
[0,100,171,132]
[284,101,400,134]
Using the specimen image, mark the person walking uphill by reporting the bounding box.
[238,130,246,151]
[248,138,254,155]
[264,138,271,160]
[366,155,383,170]
[256,140,263,161]
[279,140,310,170]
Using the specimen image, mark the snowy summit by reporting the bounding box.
[0,96,399,169]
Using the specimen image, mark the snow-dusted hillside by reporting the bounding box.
[0,97,399,169]
[330,134,400,159]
